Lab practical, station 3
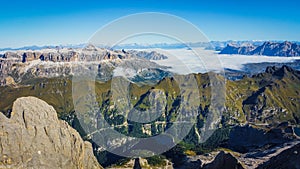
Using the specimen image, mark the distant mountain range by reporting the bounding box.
[2,41,300,52]
[0,46,169,86]
[220,41,300,57]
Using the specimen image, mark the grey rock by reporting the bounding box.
[128,50,168,60]
[0,47,169,86]
[0,97,102,169]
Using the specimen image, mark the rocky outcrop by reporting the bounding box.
[228,125,297,153]
[0,97,102,169]
[128,50,168,60]
[257,142,300,169]
[220,41,300,56]
[182,142,300,169]
[203,151,245,169]
[0,58,16,85]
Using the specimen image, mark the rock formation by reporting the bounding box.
[0,47,168,86]
[0,97,102,169]
[128,50,168,60]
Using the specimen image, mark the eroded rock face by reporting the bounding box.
[0,97,102,169]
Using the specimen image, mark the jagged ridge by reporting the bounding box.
[220,41,300,56]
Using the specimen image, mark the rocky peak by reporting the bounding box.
[265,66,278,74]
[0,97,102,169]
[258,65,299,80]
[83,44,98,51]
[219,43,256,55]
[203,151,245,169]
[273,65,294,77]
[266,65,300,79]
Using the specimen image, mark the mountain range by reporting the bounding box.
[0,46,168,86]
[0,64,299,168]
[220,41,300,56]
[2,40,300,52]
[0,45,300,168]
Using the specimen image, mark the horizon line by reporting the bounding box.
[1,40,300,51]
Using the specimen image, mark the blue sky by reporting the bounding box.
[1,0,300,48]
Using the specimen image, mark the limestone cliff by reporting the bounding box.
[0,97,102,169]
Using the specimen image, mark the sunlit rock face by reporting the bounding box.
[0,97,102,169]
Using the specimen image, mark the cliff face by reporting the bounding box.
[220,41,300,56]
[0,47,168,86]
[1,47,168,63]
[2,47,131,63]
[0,97,102,169]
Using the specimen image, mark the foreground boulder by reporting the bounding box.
[0,97,102,169]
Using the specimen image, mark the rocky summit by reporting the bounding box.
[202,151,244,169]
[220,41,300,56]
[0,97,102,169]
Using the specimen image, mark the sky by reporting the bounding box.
[1,0,300,48]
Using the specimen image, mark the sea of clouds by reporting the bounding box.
[147,48,300,74]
